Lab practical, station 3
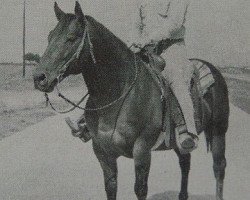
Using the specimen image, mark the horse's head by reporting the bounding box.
[34,1,87,92]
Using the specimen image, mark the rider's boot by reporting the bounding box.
[175,124,198,154]
[65,115,92,143]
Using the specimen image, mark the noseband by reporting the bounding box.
[57,19,96,82]
[45,18,138,114]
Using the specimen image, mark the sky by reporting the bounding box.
[0,0,249,66]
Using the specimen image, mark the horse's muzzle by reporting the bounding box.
[34,73,47,85]
[33,72,54,92]
[34,72,47,86]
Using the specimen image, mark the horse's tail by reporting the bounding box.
[195,59,229,152]
[203,61,229,151]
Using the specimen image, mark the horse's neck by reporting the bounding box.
[81,21,135,104]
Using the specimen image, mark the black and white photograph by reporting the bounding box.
[0,0,249,199]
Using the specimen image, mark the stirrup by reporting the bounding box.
[65,117,81,136]
[65,117,92,142]
[78,125,92,143]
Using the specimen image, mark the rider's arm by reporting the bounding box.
[148,0,189,42]
[127,2,148,47]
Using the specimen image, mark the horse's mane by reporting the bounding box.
[85,15,129,50]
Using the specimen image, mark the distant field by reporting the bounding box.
[218,66,250,75]
[0,64,84,91]
[0,64,249,139]
[217,65,250,113]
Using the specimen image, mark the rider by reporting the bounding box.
[128,0,198,154]
[66,0,198,154]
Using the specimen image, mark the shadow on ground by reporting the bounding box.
[148,191,215,200]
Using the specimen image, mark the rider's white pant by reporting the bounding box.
[161,41,197,135]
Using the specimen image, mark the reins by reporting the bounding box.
[44,92,88,114]
[45,19,139,113]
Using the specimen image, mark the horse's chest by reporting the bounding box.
[94,121,137,158]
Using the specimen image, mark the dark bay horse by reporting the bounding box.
[33,2,229,200]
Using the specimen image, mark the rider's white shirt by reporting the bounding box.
[131,0,190,42]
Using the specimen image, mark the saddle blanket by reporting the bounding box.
[192,60,215,96]
[151,60,215,151]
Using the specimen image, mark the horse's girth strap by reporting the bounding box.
[145,63,171,133]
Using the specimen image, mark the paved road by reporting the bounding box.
[0,104,249,200]
[223,73,250,83]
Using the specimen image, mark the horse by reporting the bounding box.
[33,2,229,200]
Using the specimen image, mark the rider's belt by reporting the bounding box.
[157,38,184,55]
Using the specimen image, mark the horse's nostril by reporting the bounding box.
[38,73,46,81]
[36,73,47,86]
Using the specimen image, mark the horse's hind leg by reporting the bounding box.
[93,143,118,200]
[175,149,191,200]
[206,124,227,200]
[133,137,151,200]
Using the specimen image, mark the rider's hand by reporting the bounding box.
[127,37,152,53]
[129,43,141,53]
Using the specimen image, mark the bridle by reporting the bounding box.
[45,18,139,114]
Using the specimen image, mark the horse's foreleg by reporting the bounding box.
[206,125,227,200]
[133,137,151,200]
[175,149,191,200]
[93,143,118,200]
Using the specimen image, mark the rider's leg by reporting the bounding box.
[173,64,196,134]
[161,43,198,153]
[172,65,199,153]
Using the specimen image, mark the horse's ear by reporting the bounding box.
[75,1,85,21]
[54,2,65,21]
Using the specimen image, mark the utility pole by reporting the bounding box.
[23,0,26,77]
[138,5,146,36]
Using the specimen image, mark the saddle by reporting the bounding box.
[139,41,215,151]
[137,45,165,72]
[138,38,185,72]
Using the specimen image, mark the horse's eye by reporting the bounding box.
[66,34,77,42]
